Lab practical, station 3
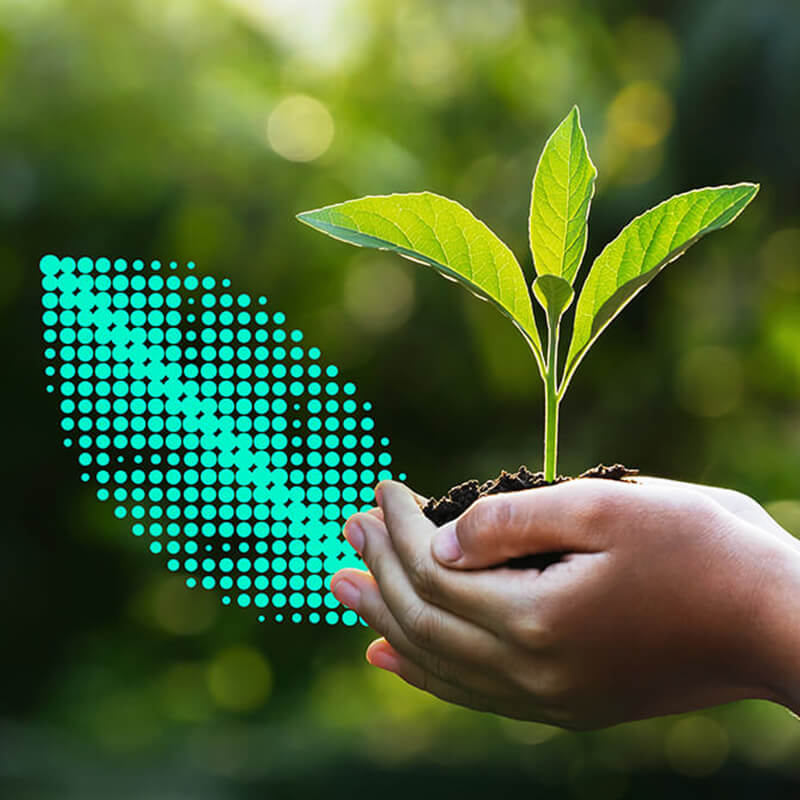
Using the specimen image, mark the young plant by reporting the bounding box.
[297,107,758,482]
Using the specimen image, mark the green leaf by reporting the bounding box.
[533,274,574,330]
[562,182,759,391]
[529,106,597,285]
[297,192,543,361]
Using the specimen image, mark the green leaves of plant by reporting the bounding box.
[562,183,759,390]
[529,106,597,284]
[533,274,573,330]
[298,108,760,428]
[297,192,543,362]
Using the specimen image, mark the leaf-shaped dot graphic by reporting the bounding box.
[40,255,405,626]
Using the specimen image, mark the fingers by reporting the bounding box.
[365,639,520,715]
[373,481,534,634]
[376,479,430,537]
[334,511,511,671]
[375,480,436,577]
[363,487,428,523]
[430,480,613,570]
[332,567,515,697]
[373,484,429,511]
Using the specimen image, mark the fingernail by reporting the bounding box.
[367,647,399,673]
[332,578,361,609]
[432,525,463,563]
[344,519,365,553]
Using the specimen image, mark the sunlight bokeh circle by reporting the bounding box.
[267,94,335,162]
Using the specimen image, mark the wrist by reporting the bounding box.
[755,541,800,714]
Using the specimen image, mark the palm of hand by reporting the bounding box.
[331,477,800,729]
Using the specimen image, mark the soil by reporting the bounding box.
[421,463,638,570]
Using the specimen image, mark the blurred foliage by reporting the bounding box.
[3,0,800,796]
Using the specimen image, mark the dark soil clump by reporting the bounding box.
[422,463,638,527]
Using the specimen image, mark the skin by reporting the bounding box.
[330,477,800,730]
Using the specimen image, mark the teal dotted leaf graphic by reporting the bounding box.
[40,255,406,626]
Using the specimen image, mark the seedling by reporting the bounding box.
[298,107,758,482]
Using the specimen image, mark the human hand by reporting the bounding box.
[330,477,800,729]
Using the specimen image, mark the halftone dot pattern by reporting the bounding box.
[40,255,408,625]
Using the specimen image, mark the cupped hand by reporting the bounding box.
[330,477,800,729]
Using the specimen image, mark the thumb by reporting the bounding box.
[430,484,600,569]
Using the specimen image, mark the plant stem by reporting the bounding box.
[543,322,560,482]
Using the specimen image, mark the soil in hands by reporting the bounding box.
[422,463,638,571]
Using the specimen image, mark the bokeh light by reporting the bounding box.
[145,574,219,635]
[343,256,416,334]
[602,81,674,185]
[761,228,800,292]
[665,715,730,778]
[207,645,273,712]
[267,95,335,162]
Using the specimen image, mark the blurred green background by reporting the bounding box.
[4,0,800,797]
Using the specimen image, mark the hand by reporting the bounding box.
[330,477,800,730]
